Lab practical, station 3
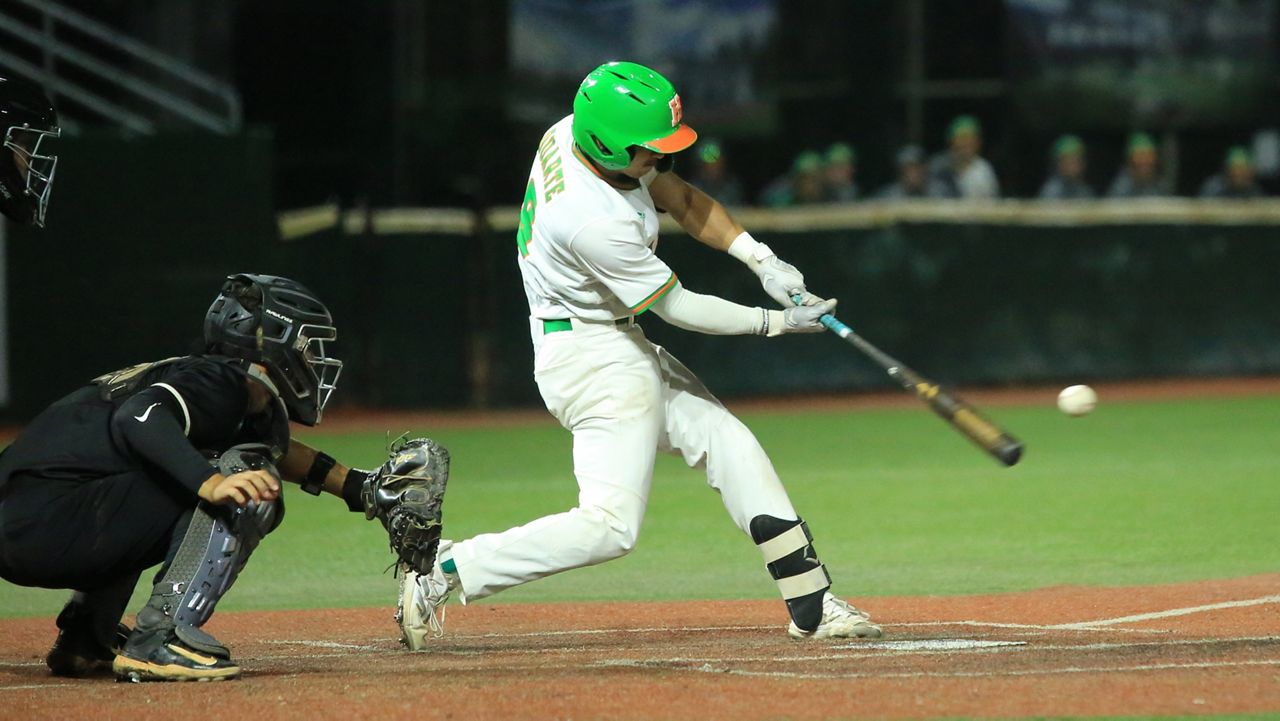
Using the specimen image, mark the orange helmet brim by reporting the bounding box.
[641,124,698,154]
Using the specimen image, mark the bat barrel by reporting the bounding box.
[804,297,1026,468]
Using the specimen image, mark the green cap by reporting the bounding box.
[1225,146,1252,168]
[793,151,822,174]
[572,61,698,171]
[699,140,723,164]
[1127,132,1156,156]
[1053,134,1084,158]
[824,142,855,165]
[949,115,980,140]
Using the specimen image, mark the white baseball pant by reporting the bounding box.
[448,317,798,602]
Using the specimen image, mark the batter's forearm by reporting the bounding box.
[670,183,744,251]
[651,283,783,336]
[651,171,744,251]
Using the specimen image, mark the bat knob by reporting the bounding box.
[996,442,1024,467]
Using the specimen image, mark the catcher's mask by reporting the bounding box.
[204,273,342,426]
[0,76,60,227]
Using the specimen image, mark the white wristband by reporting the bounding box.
[727,231,773,266]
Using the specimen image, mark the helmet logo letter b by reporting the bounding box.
[669,94,683,127]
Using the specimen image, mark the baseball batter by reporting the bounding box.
[399,61,882,646]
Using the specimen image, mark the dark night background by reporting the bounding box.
[2,0,1279,419]
[22,0,1279,211]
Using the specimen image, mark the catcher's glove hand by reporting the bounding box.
[361,437,449,575]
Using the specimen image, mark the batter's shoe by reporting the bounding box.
[112,628,240,682]
[46,622,130,677]
[397,539,457,651]
[788,592,883,640]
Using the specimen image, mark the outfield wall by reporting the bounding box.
[297,201,1280,409]
[5,152,1280,419]
[640,212,1280,397]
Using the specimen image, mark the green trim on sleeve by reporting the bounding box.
[630,273,678,315]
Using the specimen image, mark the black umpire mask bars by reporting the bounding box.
[4,124,59,227]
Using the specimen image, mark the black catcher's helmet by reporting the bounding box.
[204,273,342,426]
[0,76,60,227]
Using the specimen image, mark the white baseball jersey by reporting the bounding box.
[516,115,678,324]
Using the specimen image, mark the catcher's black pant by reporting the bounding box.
[0,469,192,599]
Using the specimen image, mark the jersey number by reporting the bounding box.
[516,179,537,257]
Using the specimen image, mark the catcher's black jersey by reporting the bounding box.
[0,356,289,494]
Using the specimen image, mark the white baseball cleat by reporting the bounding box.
[787,592,883,640]
[396,540,456,651]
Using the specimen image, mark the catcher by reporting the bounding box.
[0,273,447,682]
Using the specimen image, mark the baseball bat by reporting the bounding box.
[796,297,1024,467]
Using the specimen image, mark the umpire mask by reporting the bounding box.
[0,76,60,227]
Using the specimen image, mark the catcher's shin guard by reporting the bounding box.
[749,515,830,634]
[115,497,278,682]
[129,446,284,660]
[131,496,281,659]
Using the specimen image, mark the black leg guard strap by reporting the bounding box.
[749,515,831,633]
[135,497,282,659]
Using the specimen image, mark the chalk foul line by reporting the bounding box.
[1047,594,1280,630]
[648,658,1280,680]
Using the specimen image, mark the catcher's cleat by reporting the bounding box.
[112,629,240,682]
[787,592,883,640]
[46,622,130,678]
[397,539,456,651]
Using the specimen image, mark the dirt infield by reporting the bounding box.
[3,574,1278,720]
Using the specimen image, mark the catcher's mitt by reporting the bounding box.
[362,437,449,575]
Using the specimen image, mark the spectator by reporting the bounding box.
[875,145,949,200]
[1199,146,1264,199]
[1107,132,1168,198]
[1038,134,1095,200]
[688,139,745,206]
[822,142,859,202]
[929,115,999,199]
[760,150,825,207]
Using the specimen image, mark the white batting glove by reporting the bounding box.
[727,232,822,308]
[763,298,837,337]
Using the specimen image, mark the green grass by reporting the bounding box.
[3,394,1278,618]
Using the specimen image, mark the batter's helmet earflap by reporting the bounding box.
[0,76,60,227]
[571,61,698,171]
[204,273,342,426]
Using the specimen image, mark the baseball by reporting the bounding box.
[1057,384,1097,416]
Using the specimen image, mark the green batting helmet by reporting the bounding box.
[572,61,698,171]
